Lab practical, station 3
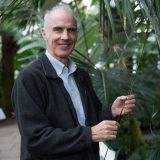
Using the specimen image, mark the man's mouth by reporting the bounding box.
[59,43,71,46]
[59,44,72,48]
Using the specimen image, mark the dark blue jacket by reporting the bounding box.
[11,53,113,160]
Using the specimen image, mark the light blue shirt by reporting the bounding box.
[45,51,86,126]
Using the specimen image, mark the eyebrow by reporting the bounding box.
[52,26,77,31]
[52,26,77,29]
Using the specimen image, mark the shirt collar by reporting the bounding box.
[45,51,77,76]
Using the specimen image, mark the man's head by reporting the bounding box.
[41,4,77,64]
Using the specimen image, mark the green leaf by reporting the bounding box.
[104,0,115,34]
[17,39,45,54]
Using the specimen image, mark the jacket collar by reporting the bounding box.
[38,53,59,79]
[45,51,77,77]
[39,53,80,79]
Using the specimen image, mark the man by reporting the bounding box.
[11,4,135,160]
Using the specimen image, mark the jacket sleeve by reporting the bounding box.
[11,69,92,156]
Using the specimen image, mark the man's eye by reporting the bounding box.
[68,28,77,33]
[53,27,62,32]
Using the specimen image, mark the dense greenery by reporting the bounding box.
[0,0,160,159]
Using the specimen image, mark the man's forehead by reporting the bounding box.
[44,7,77,29]
[47,12,76,26]
[49,9,74,20]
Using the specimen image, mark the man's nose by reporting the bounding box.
[61,30,69,40]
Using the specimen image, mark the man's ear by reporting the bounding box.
[41,27,47,41]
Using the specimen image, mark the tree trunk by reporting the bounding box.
[0,33,17,117]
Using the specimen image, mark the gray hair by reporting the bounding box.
[44,4,77,28]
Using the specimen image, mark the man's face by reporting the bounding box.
[41,9,77,61]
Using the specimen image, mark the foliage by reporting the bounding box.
[0,0,60,29]
[1,0,160,158]
[129,135,160,160]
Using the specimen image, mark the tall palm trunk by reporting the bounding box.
[0,33,18,117]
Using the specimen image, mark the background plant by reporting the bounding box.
[0,0,160,159]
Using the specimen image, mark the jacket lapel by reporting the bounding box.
[73,70,88,119]
[38,53,79,124]
[56,79,79,125]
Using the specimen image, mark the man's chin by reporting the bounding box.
[59,51,72,57]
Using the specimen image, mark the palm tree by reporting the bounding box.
[98,0,160,159]
[0,0,60,117]
[1,0,160,159]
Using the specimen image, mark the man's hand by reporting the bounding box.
[111,95,135,117]
[91,120,120,142]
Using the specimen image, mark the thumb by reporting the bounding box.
[120,96,127,100]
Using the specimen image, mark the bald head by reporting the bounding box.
[44,4,77,28]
